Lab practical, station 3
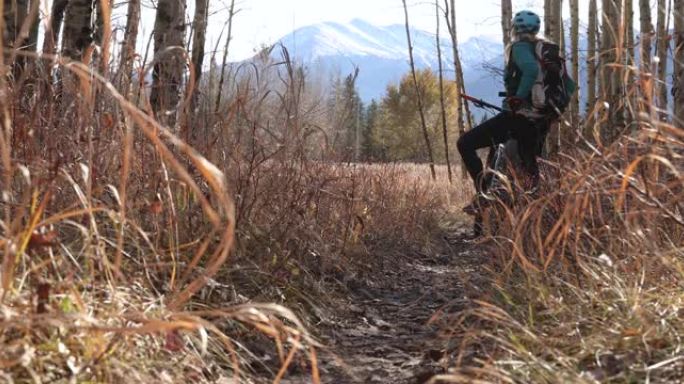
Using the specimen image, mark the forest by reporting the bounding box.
[0,0,682,383]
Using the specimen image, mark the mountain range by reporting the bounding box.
[273,19,505,106]
[258,19,673,116]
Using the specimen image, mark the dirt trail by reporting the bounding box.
[285,225,483,384]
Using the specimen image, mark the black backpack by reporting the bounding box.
[530,40,575,115]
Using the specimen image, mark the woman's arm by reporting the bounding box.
[511,42,539,99]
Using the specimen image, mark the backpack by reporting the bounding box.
[529,40,575,115]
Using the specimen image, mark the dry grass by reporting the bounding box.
[10,9,681,384]
[0,39,467,382]
[436,87,684,381]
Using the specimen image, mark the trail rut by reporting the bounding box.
[284,224,483,384]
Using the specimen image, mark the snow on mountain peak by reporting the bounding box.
[278,19,502,68]
[270,19,504,102]
[280,20,408,61]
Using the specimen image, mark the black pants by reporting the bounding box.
[457,112,548,192]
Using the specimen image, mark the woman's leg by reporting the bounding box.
[457,113,511,192]
[511,117,548,188]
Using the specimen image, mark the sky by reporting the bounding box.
[129,0,599,62]
[212,0,545,60]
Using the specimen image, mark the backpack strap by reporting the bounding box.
[534,40,545,68]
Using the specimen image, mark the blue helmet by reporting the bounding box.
[513,10,541,34]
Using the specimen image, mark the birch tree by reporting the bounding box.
[402,0,436,179]
[436,0,452,182]
[444,0,472,178]
[639,0,653,70]
[42,0,68,54]
[150,0,187,120]
[3,0,27,51]
[674,0,684,122]
[545,0,562,153]
[623,0,636,122]
[26,0,38,55]
[656,0,670,111]
[119,0,141,96]
[501,0,512,47]
[2,0,38,71]
[570,0,580,125]
[61,0,94,59]
[544,0,562,43]
[190,0,209,107]
[587,0,598,117]
[624,0,635,65]
[639,0,654,112]
[601,0,624,139]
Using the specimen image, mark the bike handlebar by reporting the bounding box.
[461,94,503,112]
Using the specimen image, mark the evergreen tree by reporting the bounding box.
[327,71,362,161]
[363,100,379,161]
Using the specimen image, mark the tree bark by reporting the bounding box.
[96,0,113,75]
[625,0,635,65]
[569,0,579,125]
[545,0,562,43]
[623,0,636,124]
[190,0,209,108]
[150,0,187,121]
[3,0,39,75]
[61,0,94,59]
[544,0,552,37]
[444,0,471,178]
[119,0,141,97]
[656,0,670,112]
[402,0,436,180]
[436,0,452,182]
[3,0,25,49]
[587,0,598,119]
[545,0,562,154]
[639,0,653,70]
[638,0,654,114]
[26,0,38,53]
[501,0,512,47]
[42,0,68,55]
[674,0,684,123]
[601,0,624,140]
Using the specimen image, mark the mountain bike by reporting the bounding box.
[461,94,543,237]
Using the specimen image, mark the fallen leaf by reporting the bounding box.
[28,230,58,249]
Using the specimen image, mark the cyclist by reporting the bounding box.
[457,10,570,218]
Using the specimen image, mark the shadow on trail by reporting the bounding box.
[285,223,487,384]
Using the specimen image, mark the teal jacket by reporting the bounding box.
[503,41,539,110]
